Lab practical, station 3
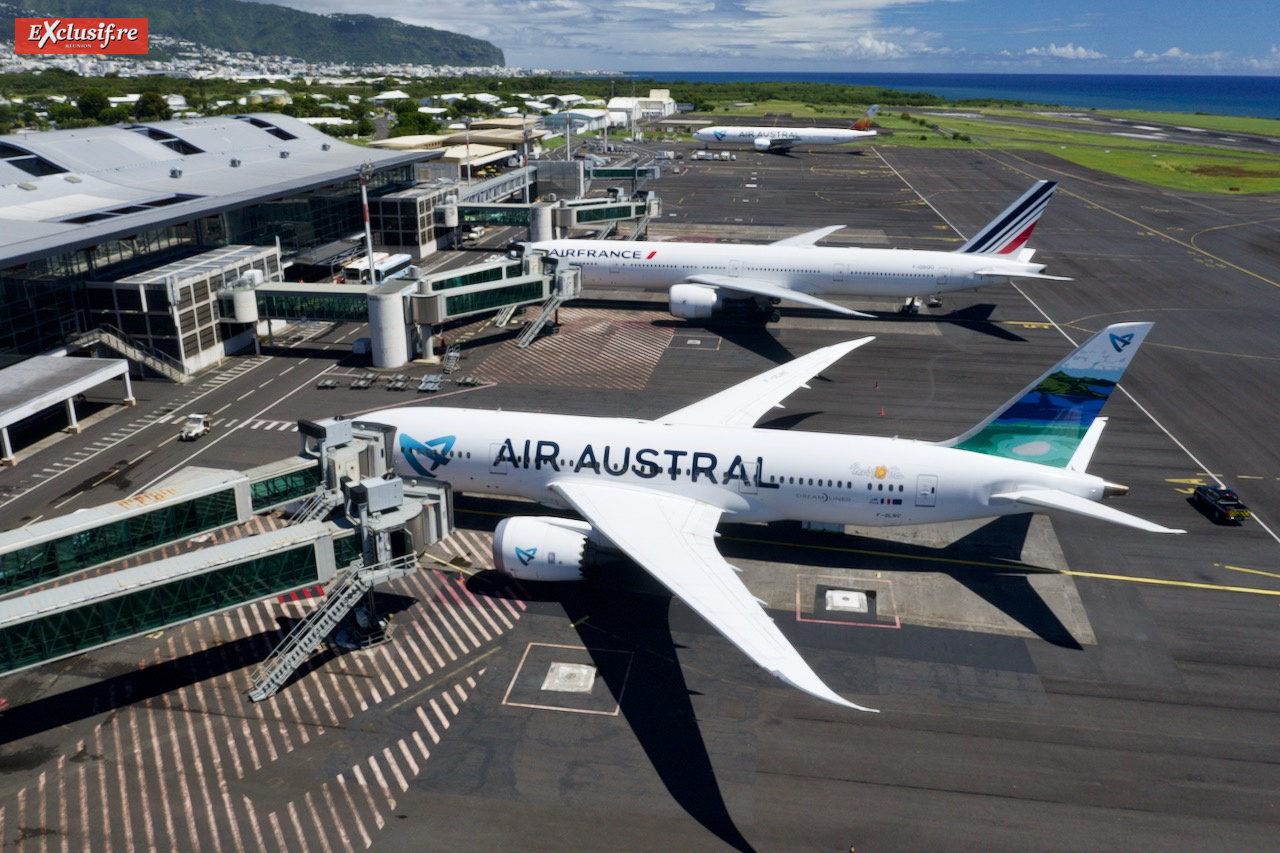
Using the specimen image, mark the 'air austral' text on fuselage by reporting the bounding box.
[492,437,778,487]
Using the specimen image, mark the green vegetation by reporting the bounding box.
[873,110,1280,193]
[3,69,1277,194]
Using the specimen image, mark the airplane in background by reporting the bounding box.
[693,105,880,152]
[376,322,1182,711]
[520,180,1067,321]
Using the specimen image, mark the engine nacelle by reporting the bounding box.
[753,137,773,152]
[493,516,594,581]
[668,283,723,320]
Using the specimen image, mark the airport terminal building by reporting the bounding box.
[0,113,435,368]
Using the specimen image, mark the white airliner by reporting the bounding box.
[373,322,1182,711]
[522,180,1067,321]
[693,105,879,152]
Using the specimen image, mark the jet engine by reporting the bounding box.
[753,137,773,152]
[668,283,723,319]
[492,516,596,582]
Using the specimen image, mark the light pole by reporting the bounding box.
[358,162,376,284]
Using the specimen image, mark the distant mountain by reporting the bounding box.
[5,0,505,67]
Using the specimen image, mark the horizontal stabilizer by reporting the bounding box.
[1068,417,1108,472]
[973,268,1073,281]
[991,488,1185,534]
[684,273,875,318]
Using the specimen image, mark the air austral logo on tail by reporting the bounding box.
[400,433,455,478]
[1110,332,1135,352]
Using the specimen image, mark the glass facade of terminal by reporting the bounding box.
[0,165,413,365]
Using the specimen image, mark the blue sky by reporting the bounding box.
[263,0,1279,74]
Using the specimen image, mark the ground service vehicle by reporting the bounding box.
[178,413,211,441]
[1192,485,1251,523]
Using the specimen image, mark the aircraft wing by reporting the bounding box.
[990,488,1186,534]
[770,226,846,247]
[549,479,877,712]
[659,336,875,428]
[683,273,875,318]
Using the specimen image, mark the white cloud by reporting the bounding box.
[1025,42,1105,60]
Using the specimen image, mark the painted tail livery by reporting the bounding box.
[957,180,1058,256]
[850,104,879,131]
[942,322,1148,467]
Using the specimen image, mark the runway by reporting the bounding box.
[1,143,1277,852]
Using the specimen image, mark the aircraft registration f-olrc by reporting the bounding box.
[374,323,1182,711]
[692,105,880,152]
[520,180,1068,322]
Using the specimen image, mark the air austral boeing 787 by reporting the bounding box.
[520,180,1067,321]
[693,105,880,152]
[372,322,1182,711]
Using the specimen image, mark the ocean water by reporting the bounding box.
[626,72,1280,119]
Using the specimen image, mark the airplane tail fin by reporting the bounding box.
[955,180,1058,255]
[851,105,879,131]
[939,323,1152,468]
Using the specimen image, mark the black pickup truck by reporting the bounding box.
[1192,485,1251,524]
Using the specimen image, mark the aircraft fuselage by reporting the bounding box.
[381,408,1106,528]
[533,238,1046,300]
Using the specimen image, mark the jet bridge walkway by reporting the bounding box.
[0,417,452,680]
[0,459,322,599]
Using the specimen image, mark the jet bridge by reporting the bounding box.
[0,417,452,679]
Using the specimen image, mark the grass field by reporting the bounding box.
[692,100,1280,194]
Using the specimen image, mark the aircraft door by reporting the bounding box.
[915,474,937,507]
[489,442,509,475]
[737,456,760,495]
[729,259,743,278]
[833,263,846,283]
[935,269,952,290]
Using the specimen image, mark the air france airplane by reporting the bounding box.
[522,180,1067,321]
[693,105,879,152]
[374,322,1182,711]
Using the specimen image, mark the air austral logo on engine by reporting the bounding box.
[400,434,455,478]
[545,248,657,260]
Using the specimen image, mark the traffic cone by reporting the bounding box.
[879,406,885,417]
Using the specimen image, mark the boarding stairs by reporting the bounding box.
[515,267,581,348]
[247,553,419,701]
[288,489,342,526]
[494,304,521,327]
[66,324,191,383]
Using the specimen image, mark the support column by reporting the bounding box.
[64,397,80,434]
[122,372,136,406]
[1,427,14,467]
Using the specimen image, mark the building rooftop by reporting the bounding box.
[1,114,432,268]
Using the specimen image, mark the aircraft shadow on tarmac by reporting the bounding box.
[455,501,1076,850]
[716,512,1082,650]
[467,566,758,853]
